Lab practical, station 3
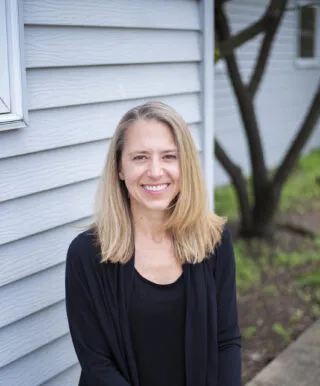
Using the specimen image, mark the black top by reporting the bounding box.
[129,268,186,386]
[65,226,241,386]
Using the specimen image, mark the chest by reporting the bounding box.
[134,244,183,285]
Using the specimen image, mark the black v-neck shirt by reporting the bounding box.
[128,268,186,386]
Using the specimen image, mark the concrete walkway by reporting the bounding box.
[245,319,320,386]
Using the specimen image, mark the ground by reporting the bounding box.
[232,207,320,385]
[214,149,320,385]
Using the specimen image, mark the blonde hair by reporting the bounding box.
[93,101,226,264]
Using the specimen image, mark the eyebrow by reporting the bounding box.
[128,149,178,156]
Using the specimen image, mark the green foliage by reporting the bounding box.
[214,149,320,294]
[297,289,312,304]
[214,148,320,218]
[312,304,320,317]
[315,288,320,301]
[214,184,238,221]
[272,322,292,343]
[280,148,320,212]
[263,284,278,295]
[214,48,221,63]
[273,249,320,269]
[242,326,257,340]
[233,240,261,291]
[296,270,320,288]
[289,309,303,324]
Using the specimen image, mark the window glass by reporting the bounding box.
[299,6,316,58]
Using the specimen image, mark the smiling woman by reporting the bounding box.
[119,119,180,214]
[65,101,242,386]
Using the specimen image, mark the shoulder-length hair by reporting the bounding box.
[93,101,226,264]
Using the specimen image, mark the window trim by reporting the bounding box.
[295,0,320,68]
[0,0,28,131]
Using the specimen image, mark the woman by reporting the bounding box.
[66,101,241,386]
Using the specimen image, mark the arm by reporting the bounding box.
[215,227,242,385]
[65,239,131,386]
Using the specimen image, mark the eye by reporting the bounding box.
[133,155,147,161]
[164,154,177,160]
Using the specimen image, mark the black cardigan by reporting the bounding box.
[65,227,241,386]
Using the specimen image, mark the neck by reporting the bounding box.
[130,204,168,243]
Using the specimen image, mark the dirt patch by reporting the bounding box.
[230,210,320,385]
[239,264,319,384]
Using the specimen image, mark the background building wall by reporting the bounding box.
[0,0,204,384]
[214,0,320,186]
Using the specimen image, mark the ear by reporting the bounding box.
[119,170,125,180]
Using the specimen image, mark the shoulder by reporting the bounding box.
[210,225,235,273]
[217,225,233,252]
[66,228,101,271]
[213,225,237,287]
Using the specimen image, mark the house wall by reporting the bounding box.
[215,0,320,186]
[0,0,205,384]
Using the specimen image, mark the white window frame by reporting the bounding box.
[295,0,320,68]
[0,0,28,131]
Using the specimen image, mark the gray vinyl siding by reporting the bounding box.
[0,0,203,384]
[214,0,320,186]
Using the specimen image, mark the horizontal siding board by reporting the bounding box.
[0,180,96,246]
[42,364,81,386]
[26,27,201,67]
[27,63,201,110]
[0,334,77,386]
[24,0,200,30]
[0,219,88,287]
[1,264,65,328]
[0,301,68,368]
[0,93,201,159]
[1,127,202,202]
[0,142,108,202]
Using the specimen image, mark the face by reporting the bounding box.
[119,119,180,215]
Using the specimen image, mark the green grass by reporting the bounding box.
[233,235,320,293]
[233,240,261,291]
[214,148,320,218]
[214,149,320,293]
[280,148,320,212]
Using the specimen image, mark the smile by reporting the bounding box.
[142,184,169,192]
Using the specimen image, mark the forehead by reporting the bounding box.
[123,119,176,151]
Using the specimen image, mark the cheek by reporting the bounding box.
[169,164,180,181]
[122,165,144,185]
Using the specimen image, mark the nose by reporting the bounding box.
[147,156,163,178]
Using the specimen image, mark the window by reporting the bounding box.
[0,0,28,131]
[296,1,320,67]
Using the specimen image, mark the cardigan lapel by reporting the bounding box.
[184,262,208,386]
[118,257,140,386]
[183,259,218,386]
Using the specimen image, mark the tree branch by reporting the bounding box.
[272,82,320,190]
[215,4,269,201]
[215,16,268,63]
[215,139,252,229]
[248,0,288,98]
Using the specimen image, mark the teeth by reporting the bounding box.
[144,184,168,191]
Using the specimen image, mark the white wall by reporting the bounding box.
[0,0,203,384]
[214,0,320,186]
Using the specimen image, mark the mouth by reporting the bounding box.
[142,183,170,192]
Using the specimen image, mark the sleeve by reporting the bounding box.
[65,238,131,386]
[215,227,242,385]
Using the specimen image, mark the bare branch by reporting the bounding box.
[215,139,252,229]
[215,16,267,63]
[272,82,320,190]
[215,5,269,200]
[248,0,288,98]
